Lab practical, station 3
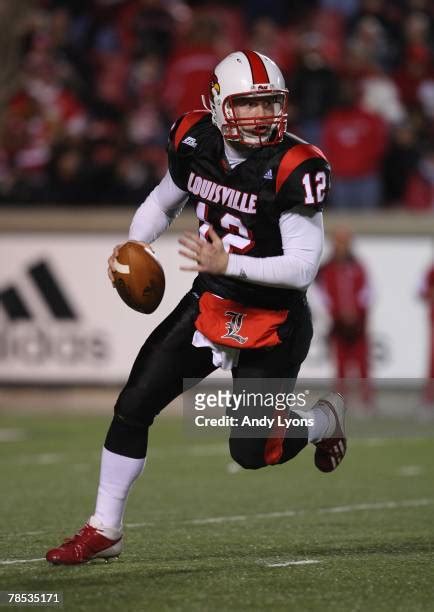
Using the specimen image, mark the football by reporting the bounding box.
[112,241,165,314]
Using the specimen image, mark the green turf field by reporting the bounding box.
[0,412,433,612]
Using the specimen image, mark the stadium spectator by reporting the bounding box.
[392,9,434,126]
[113,147,161,204]
[308,4,346,67]
[349,15,394,72]
[47,144,89,204]
[161,13,222,119]
[322,80,387,210]
[1,0,434,209]
[382,121,420,207]
[246,17,295,77]
[320,0,359,19]
[242,0,298,27]
[126,0,178,60]
[291,32,339,144]
[317,226,375,412]
[346,0,403,70]
[418,262,434,417]
[405,147,434,210]
[359,67,406,124]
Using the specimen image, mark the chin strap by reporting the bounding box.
[201,95,212,112]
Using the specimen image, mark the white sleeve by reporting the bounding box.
[225,211,324,290]
[128,170,188,243]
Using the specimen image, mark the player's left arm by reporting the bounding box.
[129,170,189,243]
[178,204,325,289]
[222,154,330,288]
[223,211,324,289]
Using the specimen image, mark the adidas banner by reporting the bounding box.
[0,233,432,383]
[0,233,196,383]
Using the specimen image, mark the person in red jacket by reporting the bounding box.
[318,225,374,411]
[322,80,387,211]
[419,263,434,413]
[405,149,434,211]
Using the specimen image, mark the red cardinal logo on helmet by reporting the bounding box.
[209,73,220,98]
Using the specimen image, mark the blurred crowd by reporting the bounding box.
[0,0,434,209]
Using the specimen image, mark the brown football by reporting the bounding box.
[112,242,165,314]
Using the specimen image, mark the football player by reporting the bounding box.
[46,50,347,565]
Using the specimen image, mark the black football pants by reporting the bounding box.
[105,290,313,469]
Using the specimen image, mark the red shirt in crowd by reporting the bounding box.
[318,255,371,325]
[162,45,219,119]
[322,106,387,177]
[420,265,434,323]
[405,172,434,210]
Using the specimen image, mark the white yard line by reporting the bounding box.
[0,497,432,568]
[319,499,432,514]
[1,453,65,466]
[188,515,248,525]
[0,429,27,442]
[126,498,433,528]
[0,558,45,565]
[33,453,65,465]
[397,465,423,477]
[262,560,321,567]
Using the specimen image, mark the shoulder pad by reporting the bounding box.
[276,144,328,193]
[170,111,211,152]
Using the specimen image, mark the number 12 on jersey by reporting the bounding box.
[196,202,254,254]
[302,171,327,205]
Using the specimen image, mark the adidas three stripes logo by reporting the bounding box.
[0,261,77,321]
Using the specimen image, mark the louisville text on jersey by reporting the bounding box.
[187,172,257,215]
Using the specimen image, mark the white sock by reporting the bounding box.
[92,447,146,531]
[293,406,334,444]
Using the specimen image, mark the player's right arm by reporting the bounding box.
[128,170,188,242]
[108,111,208,282]
[107,170,188,282]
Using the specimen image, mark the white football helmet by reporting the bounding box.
[204,50,288,147]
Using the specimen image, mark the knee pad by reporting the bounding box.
[229,438,266,470]
[104,414,149,459]
[114,386,158,429]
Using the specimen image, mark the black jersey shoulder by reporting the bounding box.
[167,111,221,189]
[271,131,331,214]
[282,131,312,149]
[275,131,330,185]
[168,111,217,152]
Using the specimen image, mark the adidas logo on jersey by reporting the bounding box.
[263,169,273,180]
[182,136,197,148]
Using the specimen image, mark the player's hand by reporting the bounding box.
[178,226,229,275]
[107,241,154,285]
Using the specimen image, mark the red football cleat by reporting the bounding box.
[313,392,347,473]
[46,519,122,565]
